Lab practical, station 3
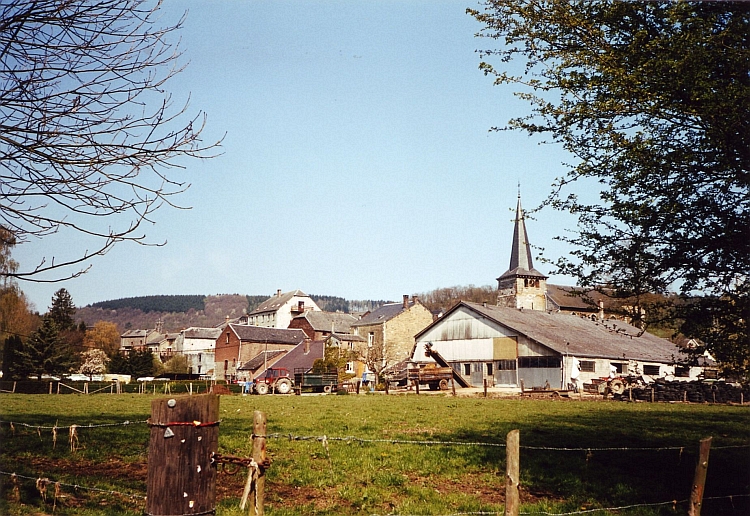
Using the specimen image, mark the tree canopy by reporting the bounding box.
[0,0,220,282]
[469,1,749,376]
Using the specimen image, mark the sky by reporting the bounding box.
[14,0,583,313]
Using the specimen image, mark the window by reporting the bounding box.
[368,333,374,347]
[198,353,202,363]
[580,361,596,373]
[345,362,354,373]
[612,362,624,374]
[197,365,201,374]
[486,363,493,376]
[643,365,661,376]
[463,364,471,376]
[496,360,517,371]
[675,366,690,378]
[224,360,228,371]
[518,356,562,368]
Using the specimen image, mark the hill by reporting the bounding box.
[75,294,390,332]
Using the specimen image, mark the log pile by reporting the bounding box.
[613,379,749,403]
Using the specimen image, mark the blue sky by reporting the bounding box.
[16,0,581,312]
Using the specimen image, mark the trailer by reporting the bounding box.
[408,343,471,390]
[293,369,339,394]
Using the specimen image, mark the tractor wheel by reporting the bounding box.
[276,379,292,394]
[255,382,269,395]
[323,385,332,394]
[610,379,626,395]
[438,379,449,391]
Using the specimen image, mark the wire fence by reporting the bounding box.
[2,417,749,515]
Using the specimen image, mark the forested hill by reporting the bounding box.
[76,294,390,332]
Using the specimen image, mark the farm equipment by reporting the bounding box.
[293,369,339,394]
[408,343,471,390]
[254,367,293,394]
[584,376,643,397]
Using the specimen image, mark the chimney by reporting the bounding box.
[403,294,409,309]
[277,289,282,298]
[412,295,419,305]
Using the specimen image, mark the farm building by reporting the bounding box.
[411,301,704,390]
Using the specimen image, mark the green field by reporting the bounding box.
[1,392,749,515]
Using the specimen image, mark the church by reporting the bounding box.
[410,196,706,389]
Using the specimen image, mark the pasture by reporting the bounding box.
[1,391,748,515]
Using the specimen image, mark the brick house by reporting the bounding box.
[350,295,433,381]
[215,324,307,381]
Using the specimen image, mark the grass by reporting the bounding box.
[1,392,749,515]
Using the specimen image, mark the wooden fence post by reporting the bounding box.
[146,394,219,516]
[505,429,520,516]
[688,437,712,516]
[483,378,488,398]
[249,410,267,515]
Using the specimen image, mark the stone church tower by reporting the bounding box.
[496,195,548,310]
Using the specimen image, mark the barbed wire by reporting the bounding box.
[267,433,750,452]
[0,419,148,430]
[0,470,146,501]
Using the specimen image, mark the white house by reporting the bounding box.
[244,289,321,329]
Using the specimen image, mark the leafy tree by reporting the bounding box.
[469,1,749,374]
[163,354,189,374]
[15,316,76,379]
[48,288,76,331]
[83,321,121,355]
[312,344,356,381]
[78,348,109,378]
[0,0,220,282]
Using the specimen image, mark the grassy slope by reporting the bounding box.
[1,393,748,515]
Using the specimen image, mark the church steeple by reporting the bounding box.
[497,193,548,310]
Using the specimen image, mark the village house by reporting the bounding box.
[243,289,321,328]
[326,332,368,378]
[180,327,222,378]
[215,323,307,382]
[287,310,358,340]
[119,328,162,355]
[350,295,433,379]
[411,195,705,389]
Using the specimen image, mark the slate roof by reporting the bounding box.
[293,311,358,332]
[249,289,310,315]
[351,302,412,327]
[329,332,366,342]
[429,301,682,363]
[183,327,222,340]
[271,340,326,373]
[228,324,307,345]
[121,329,148,338]
[497,196,547,281]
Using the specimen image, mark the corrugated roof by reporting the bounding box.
[238,350,288,371]
[448,302,682,363]
[228,324,306,345]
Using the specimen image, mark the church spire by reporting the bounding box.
[496,193,548,310]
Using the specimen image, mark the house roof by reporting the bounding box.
[183,327,222,340]
[121,329,149,338]
[351,302,413,327]
[248,289,311,315]
[423,301,682,364]
[293,311,357,332]
[545,284,601,311]
[228,324,307,345]
[271,340,326,373]
[497,196,547,281]
[329,332,366,342]
[238,350,288,371]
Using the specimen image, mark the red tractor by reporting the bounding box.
[253,367,293,395]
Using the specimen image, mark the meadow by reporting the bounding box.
[1,391,749,515]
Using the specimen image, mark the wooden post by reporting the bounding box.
[451,377,456,397]
[57,382,60,394]
[483,378,488,398]
[651,388,654,403]
[505,429,520,516]
[415,380,420,395]
[688,437,712,516]
[146,394,219,516]
[249,410,267,515]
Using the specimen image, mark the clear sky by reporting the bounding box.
[15,0,582,313]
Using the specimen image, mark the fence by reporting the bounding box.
[2,395,749,515]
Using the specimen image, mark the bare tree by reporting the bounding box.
[0,0,221,282]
